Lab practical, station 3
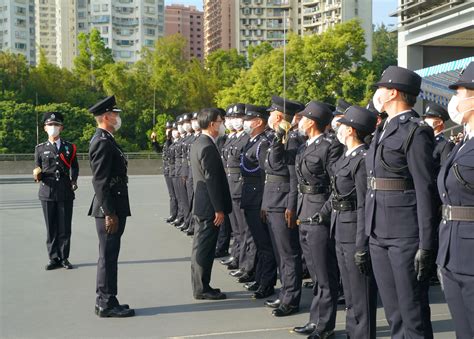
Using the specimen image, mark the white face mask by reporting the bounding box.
[233,118,244,131]
[448,94,474,125]
[331,117,341,131]
[46,125,60,138]
[177,125,185,134]
[218,122,226,137]
[172,130,180,139]
[112,115,121,132]
[225,119,235,131]
[183,122,193,133]
[372,88,386,113]
[191,120,200,131]
[298,119,306,136]
[336,124,347,145]
[243,120,254,134]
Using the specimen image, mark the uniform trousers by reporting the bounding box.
[41,199,73,260]
[164,174,178,219]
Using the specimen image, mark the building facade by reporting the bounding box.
[165,4,203,60]
[203,0,236,57]
[0,0,36,65]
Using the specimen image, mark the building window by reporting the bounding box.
[93,4,99,11]
[14,42,26,50]
[146,28,155,35]
[78,11,85,19]
[102,4,108,11]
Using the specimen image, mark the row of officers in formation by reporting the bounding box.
[155,63,474,339]
[32,62,473,338]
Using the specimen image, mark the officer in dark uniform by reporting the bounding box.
[167,122,179,224]
[422,102,455,172]
[88,95,134,318]
[178,113,195,232]
[437,61,474,338]
[366,66,436,338]
[292,101,343,339]
[318,106,378,339]
[172,115,187,227]
[151,121,177,223]
[35,112,78,270]
[330,98,351,132]
[261,96,305,317]
[240,104,277,299]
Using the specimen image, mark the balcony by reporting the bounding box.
[91,15,110,24]
[266,0,290,7]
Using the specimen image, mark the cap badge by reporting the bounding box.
[51,113,55,119]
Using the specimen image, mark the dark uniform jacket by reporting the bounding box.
[35,139,79,201]
[433,133,455,174]
[181,133,194,178]
[226,132,249,200]
[320,145,369,250]
[88,128,130,218]
[191,134,232,220]
[153,138,172,176]
[173,136,184,177]
[365,110,437,250]
[295,135,343,221]
[437,137,474,275]
[168,140,177,178]
[240,132,271,210]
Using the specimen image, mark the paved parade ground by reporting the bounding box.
[0,176,456,338]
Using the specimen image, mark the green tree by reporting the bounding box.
[0,101,37,153]
[247,42,273,66]
[371,24,398,77]
[0,51,29,100]
[206,49,247,89]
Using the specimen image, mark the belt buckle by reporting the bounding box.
[369,177,376,190]
[444,205,452,221]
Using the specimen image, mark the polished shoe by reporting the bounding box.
[292,323,317,335]
[264,299,281,309]
[214,250,230,258]
[45,259,61,270]
[303,281,315,289]
[194,291,227,300]
[97,306,135,318]
[61,259,73,269]
[175,222,186,229]
[209,287,221,293]
[220,257,235,265]
[272,303,299,317]
[237,273,255,283]
[171,218,183,226]
[165,216,176,223]
[226,261,239,270]
[244,281,260,291]
[95,304,129,315]
[307,329,334,339]
[230,269,245,277]
[252,286,274,299]
[186,229,194,236]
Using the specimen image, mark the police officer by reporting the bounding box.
[172,115,187,227]
[330,98,351,132]
[88,95,134,318]
[318,106,378,339]
[240,104,277,299]
[422,102,455,172]
[167,122,179,224]
[262,96,305,317]
[366,66,436,338]
[437,61,474,338]
[292,101,343,338]
[34,111,78,270]
[178,114,195,232]
[151,121,177,223]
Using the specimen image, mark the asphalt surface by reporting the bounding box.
[0,175,455,338]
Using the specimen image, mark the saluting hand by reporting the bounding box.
[214,211,224,227]
[105,214,119,234]
[151,132,157,141]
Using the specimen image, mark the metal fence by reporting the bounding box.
[0,152,162,161]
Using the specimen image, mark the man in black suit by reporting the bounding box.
[190,108,232,300]
[88,95,135,318]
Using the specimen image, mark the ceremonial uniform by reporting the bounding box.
[172,119,187,225]
[366,66,436,338]
[35,112,78,270]
[295,101,343,336]
[437,61,474,338]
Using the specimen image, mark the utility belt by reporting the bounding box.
[265,174,290,183]
[242,176,261,184]
[367,177,414,191]
[298,184,329,195]
[110,176,128,186]
[331,199,357,211]
[442,205,474,222]
[42,170,67,181]
[225,167,241,174]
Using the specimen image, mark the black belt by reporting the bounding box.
[332,200,357,211]
[225,167,241,174]
[367,177,414,191]
[442,205,474,222]
[242,176,261,184]
[265,174,290,183]
[298,184,329,195]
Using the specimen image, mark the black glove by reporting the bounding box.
[312,212,329,225]
[275,126,286,141]
[414,249,435,282]
[354,250,372,276]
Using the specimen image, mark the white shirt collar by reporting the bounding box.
[345,144,364,157]
[306,134,323,146]
[236,130,245,137]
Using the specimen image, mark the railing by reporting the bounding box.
[0,153,162,161]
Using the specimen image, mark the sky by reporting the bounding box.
[164,0,398,27]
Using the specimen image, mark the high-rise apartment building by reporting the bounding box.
[89,0,165,64]
[203,0,236,57]
[165,4,204,60]
[0,0,36,65]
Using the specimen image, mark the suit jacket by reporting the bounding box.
[191,134,232,220]
[88,128,131,218]
[437,137,474,275]
[365,110,436,250]
[35,139,79,201]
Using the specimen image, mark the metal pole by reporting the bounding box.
[36,92,39,145]
[153,90,156,128]
[283,9,286,115]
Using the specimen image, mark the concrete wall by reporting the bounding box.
[0,159,164,176]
